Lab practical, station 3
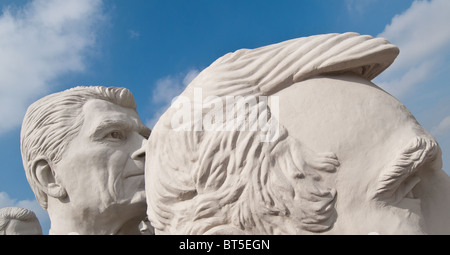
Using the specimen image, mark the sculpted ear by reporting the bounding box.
[31,157,67,199]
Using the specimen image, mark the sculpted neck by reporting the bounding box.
[47,200,143,235]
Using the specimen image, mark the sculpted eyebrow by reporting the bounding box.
[91,120,132,140]
[91,119,151,140]
[373,137,440,200]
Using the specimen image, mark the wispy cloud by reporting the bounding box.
[0,0,106,134]
[146,69,200,128]
[128,29,140,39]
[376,59,436,98]
[345,0,376,15]
[432,116,450,137]
[0,191,49,233]
[375,0,450,98]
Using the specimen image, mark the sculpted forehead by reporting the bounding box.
[275,74,433,187]
[83,99,139,122]
[81,99,148,135]
[276,74,424,148]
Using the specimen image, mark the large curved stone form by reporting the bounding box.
[194,32,398,98]
[145,33,449,234]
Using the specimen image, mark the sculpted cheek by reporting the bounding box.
[106,150,130,200]
[72,147,114,194]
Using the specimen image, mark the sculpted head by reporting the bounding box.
[145,33,450,234]
[20,86,150,234]
[0,207,42,235]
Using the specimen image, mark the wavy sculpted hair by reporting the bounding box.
[147,120,339,234]
[0,207,39,233]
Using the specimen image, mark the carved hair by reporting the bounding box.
[188,32,399,99]
[147,95,337,234]
[20,86,137,209]
[0,207,38,233]
[147,121,337,234]
[373,137,441,201]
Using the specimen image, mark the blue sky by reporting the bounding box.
[0,0,449,234]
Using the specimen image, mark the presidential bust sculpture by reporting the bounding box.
[20,86,150,234]
[145,32,450,235]
[19,32,449,235]
[0,207,42,235]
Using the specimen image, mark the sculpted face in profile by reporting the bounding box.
[276,74,449,234]
[146,33,450,235]
[0,207,42,235]
[21,87,150,235]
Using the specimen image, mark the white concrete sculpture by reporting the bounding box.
[146,32,450,235]
[139,217,155,235]
[0,207,42,235]
[20,87,150,235]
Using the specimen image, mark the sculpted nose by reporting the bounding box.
[131,138,147,160]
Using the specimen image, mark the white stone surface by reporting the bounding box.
[145,32,450,234]
[18,32,449,235]
[20,87,150,235]
[0,207,42,235]
[275,74,449,234]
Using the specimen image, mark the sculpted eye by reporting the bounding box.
[104,130,125,141]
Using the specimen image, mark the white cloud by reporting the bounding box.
[432,116,450,137]
[376,59,436,98]
[345,0,376,15]
[375,0,450,98]
[0,0,105,134]
[146,69,200,128]
[129,29,140,39]
[0,191,50,233]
